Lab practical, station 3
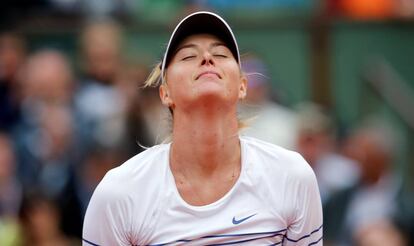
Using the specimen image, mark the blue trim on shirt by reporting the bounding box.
[84,225,323,246]
[83,238,101,246]
[148,228,287,246]
[206,232,284,245]
[285,224,323,242]
[203,228,287,238]
[267,240,284,246]
[308,235,323,245]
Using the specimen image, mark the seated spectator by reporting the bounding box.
[113,60,153,155]
[14,50,83,239]
[75,18,127,150]
[324,117,403,245]
[354,220,406,246]
[238,54,298,150]
[18,190,80,246]
[74,143,124,215]
[0,31,26,130]
[15,50,78,190]
[295,102,360,204]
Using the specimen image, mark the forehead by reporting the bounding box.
[165,33,235,71]
[177,33,225,47]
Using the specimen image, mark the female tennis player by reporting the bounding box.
[83,11,323,246]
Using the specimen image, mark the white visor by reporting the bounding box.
[161,11,240,82]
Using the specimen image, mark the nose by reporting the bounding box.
[200,51,214,66]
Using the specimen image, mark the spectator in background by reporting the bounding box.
[78,18,122,87]
[75,18,128,151]
[0,31,26,130]
[324,117,403,245]
[295,102,360,204]
[18,190,80,246]
[74,144,123,216]
[73,60,162,215]
[353,220,406,246]
[0,132,22,246]
[122,63,171,145]
[239,54,298,150]
[113,60,153,155]
[14,50,83,239]
[15,50,77,189]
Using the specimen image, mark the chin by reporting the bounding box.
[197,90,238,109]
[178,81,238,109]
[194,82,228,98]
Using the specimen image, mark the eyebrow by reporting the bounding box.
[174,44,197,55]
[174,42,227,55]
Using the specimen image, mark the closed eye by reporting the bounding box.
[213,54,228,58]
[182,55,196,61]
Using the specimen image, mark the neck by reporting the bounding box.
[170,108,241,179]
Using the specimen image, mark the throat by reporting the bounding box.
[174,166,240,206]
[170,137,242,206]
[169,111,242,206]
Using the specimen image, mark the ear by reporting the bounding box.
[159,84,174,107]
[238,75,248,99]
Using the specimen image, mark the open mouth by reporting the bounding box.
[196,71,222,80]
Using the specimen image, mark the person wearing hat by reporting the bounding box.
[82,11,322,245]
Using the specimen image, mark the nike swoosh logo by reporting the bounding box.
[232,213,257,225]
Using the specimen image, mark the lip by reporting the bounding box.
[196,71,222,80]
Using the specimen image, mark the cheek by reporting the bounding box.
[166,65,186,83]
[165,65,192,97]
[224,63,243,92]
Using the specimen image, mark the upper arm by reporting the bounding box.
[82,174,132,246]
[284,155,323,246]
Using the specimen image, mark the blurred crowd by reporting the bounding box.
[239,55,414,246]
[1,1,414,246]
[0,19,170,245]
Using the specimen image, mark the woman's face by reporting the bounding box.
[161,34,246,112]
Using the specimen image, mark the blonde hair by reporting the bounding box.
[144,62,163,88]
